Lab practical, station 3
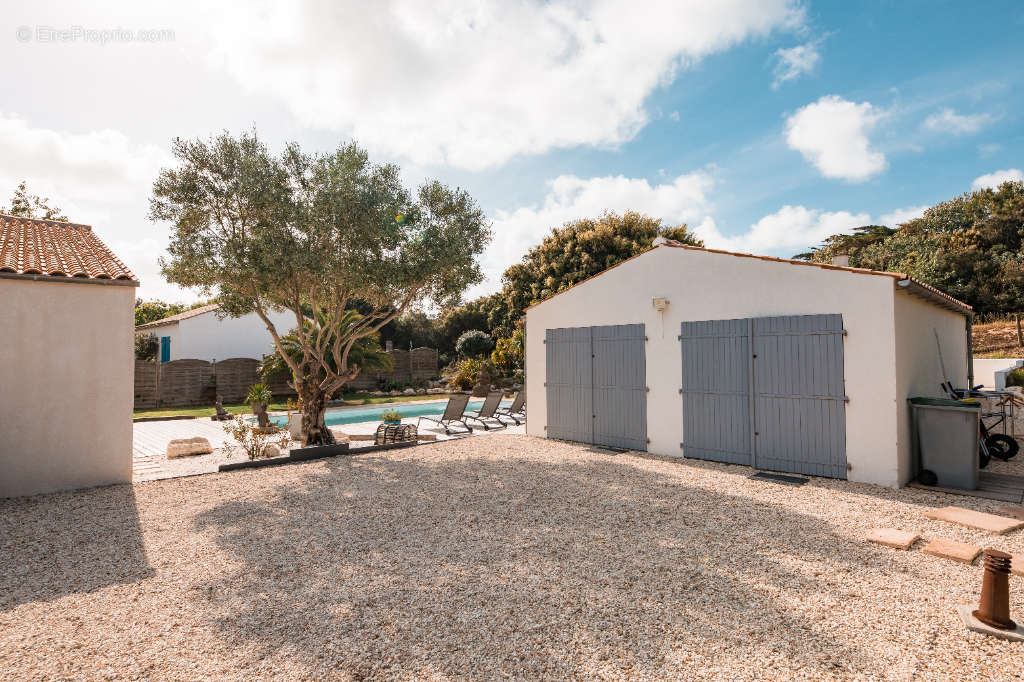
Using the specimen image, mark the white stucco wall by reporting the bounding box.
[974,358,1023,389]
[525,245,908,487]
[0,278,135,498]
[892,290,969,485]
[159,308,295,362]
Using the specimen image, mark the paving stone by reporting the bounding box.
[921,538,982,563]
[866,527,920,550]
[923,506,1024,535]
[997,505,1024,521]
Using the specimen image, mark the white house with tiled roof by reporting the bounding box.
[0,213,137,497]
[136,303,294,363]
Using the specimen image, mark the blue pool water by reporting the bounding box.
[268,398,509,427]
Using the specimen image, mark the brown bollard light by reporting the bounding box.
[973,549,1016,630]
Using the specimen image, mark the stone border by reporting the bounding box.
[133,415,198,423]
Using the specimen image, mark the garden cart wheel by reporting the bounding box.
[984,434,1019,461]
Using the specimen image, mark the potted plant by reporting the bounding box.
[381,409,402,425]
[247,383,275,432]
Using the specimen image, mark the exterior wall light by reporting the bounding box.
[652,297,669,312]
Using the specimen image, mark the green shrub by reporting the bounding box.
[455,329,493,358]
[1007,368,1024,388]
[491,329,523,375]
[448,357,482,390]
[135,332,158,362]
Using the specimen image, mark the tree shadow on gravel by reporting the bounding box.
[190,451,892,679]
[0,485,152,610]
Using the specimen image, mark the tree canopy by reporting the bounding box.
[3,181,68,221]
[374,210,702,360]
[494,211,701,335]
[151,131,491,443]
[796,181,1024,315]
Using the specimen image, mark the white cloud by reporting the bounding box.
[197,0,803,170]
[879,205,926,226]
[467,171,715,297]
[0,112,170,205]
[694,205,868,254]
[785,95,887,182]
[0,112,186,300]
[922,108,992,135]
[772,41,820,88]
[972,168,1024,190]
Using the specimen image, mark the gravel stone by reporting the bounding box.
[2,434,1023,679]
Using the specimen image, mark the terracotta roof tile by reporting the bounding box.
[0,213,137,283]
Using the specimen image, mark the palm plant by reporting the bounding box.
[260,310,393,388]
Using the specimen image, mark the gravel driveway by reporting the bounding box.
[1,435,1022,680]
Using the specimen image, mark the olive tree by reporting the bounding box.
[151,132,491,444]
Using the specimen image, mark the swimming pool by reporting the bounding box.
[267,397,510,427]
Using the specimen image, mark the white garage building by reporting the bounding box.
[524,239,973,488]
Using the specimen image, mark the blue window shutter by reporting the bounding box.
[160,336,171,363]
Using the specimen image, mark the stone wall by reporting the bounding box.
[135,347,439,408]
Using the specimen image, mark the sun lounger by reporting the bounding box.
[417,393,473,434]
[495,391,525,425]
[464,391,507,430]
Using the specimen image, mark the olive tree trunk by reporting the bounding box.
[297,380,334,446]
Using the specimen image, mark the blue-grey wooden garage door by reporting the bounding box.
[593,324,647,450]
[680,319,753,465]
[753,315,847,479]
[545,327,594,444]
[545,324,646,450]
[680,315,847,479]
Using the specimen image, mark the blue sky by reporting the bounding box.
[2,0,1022,301]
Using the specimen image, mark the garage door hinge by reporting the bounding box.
[845,395,850,402]
[677,334,682,340]
[842,329,848,336]
[679,442,684,448]
[646,386,650,392]
[645,336,649,341]
[678,387,683,394]
[542,339,546,343]
[646,438,651,444]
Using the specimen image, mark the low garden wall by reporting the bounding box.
[134,358,295,409]
[134,347,439,408]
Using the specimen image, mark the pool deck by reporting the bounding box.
[133,407,525,482]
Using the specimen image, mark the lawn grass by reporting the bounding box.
[133,392,459,420]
